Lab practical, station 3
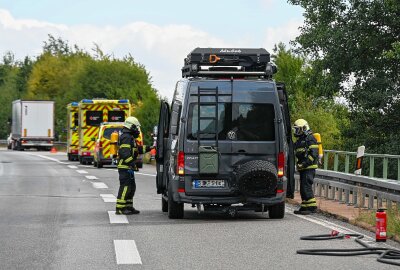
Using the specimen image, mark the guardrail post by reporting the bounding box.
[377,197,383,208]
[317,183,322,197]
[398,158,400,181]
[383,157,388,179]
[369,157,375,178]
[345,154,350,173]
[368,194,374,209]
[324,152,329,170]
[345,189,350,205]
[324,185,329,199]
[338,188,343,202]
[334,153,339,171]
[352,188,358,207]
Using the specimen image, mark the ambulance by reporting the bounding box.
[66,102,79,161]
[78,99,131,164]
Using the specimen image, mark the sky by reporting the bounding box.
[0,0,304,99]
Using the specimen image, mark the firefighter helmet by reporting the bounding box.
[124,116,141,129]
[293,119,310,136]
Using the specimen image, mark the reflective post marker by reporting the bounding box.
[354,145,365,175]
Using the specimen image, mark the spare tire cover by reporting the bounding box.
[235,160,277,197]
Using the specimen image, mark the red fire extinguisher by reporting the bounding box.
[376,208,387,242]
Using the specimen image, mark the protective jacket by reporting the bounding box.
[117,128,139,170]
[294,132,319,170]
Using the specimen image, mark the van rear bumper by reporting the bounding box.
[174,190,286,206]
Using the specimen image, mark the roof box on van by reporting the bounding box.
[182,48,276,78]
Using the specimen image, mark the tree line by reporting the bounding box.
[0,35,159,144]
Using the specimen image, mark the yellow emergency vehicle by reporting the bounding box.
[66,102,79,161]
[93,122,144,168]
[78,99,131,164]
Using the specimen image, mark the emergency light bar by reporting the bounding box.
[182,47,277,78]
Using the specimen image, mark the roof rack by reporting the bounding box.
[182,48,277,78]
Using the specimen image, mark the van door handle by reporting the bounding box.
[237,149,246,153]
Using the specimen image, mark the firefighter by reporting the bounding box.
[293,119,319,215]
[115,116,145,215]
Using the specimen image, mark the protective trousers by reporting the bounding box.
[299,169,317,208]
[116,169,136,210]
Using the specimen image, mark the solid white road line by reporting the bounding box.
[68,165,78,169]
[286,206,395,248]
[85,175,98,180]
[114,240,142,264]
[92,182,108,189]
[100,194,117,202]
[108,211,128,224]
[29,154,68,164]
[76,170,88,174]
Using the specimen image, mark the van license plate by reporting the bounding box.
[193,180,225,188]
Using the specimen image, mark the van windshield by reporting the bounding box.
[187,103,275,141]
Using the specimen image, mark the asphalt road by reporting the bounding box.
[0,149,399,270]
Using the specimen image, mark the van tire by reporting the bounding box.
[236,160,277,197]
[161,196,168,212]
[268,201,285,219]
[168,184,184,219]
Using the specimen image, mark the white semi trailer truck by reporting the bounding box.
[9,100,55,151]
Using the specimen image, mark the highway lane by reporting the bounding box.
[0,149,399,269]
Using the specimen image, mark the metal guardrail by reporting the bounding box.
[295,169,400,209]
[323,149,400,180]
[0,140,6,144]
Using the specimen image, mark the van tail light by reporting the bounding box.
[177,151,185,176]
[278,152,284,178]
[98,141,102,148]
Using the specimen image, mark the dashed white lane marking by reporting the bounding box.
[92,182,108,189]
[114,240,142,264]
[135,172,156,177]
[85,175,98,180]
[76,170,88,174]
[100,194,117,202]
[68,165,78,169]
[108,211,128,224]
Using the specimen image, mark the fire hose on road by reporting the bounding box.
[297,231,400,267]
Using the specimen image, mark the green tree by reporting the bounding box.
[288,0,400,154]
[273,43,348,149]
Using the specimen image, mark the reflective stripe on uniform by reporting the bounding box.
[121,186,128,201]
[298,164,318,170]
[120,144,131,148]
[296,148,305,152]
[301,198,317,207]
[309,145,319,149]
[308,156,314,161]
[125,157,133,163]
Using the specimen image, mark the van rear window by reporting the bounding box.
[108,111,125,122]
[187,103,275,141]
[86,111,103,126]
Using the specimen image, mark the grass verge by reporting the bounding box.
[356,208,400,240]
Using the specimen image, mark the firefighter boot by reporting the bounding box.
[125,206,140,214]
[116,208,139,215]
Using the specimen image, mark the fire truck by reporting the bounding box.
[77,99,131,164]
[66,102,79,161]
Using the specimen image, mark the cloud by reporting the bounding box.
[0,9,302,99]
[263,19,303,53]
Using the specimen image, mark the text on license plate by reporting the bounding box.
[193,180,225,188]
